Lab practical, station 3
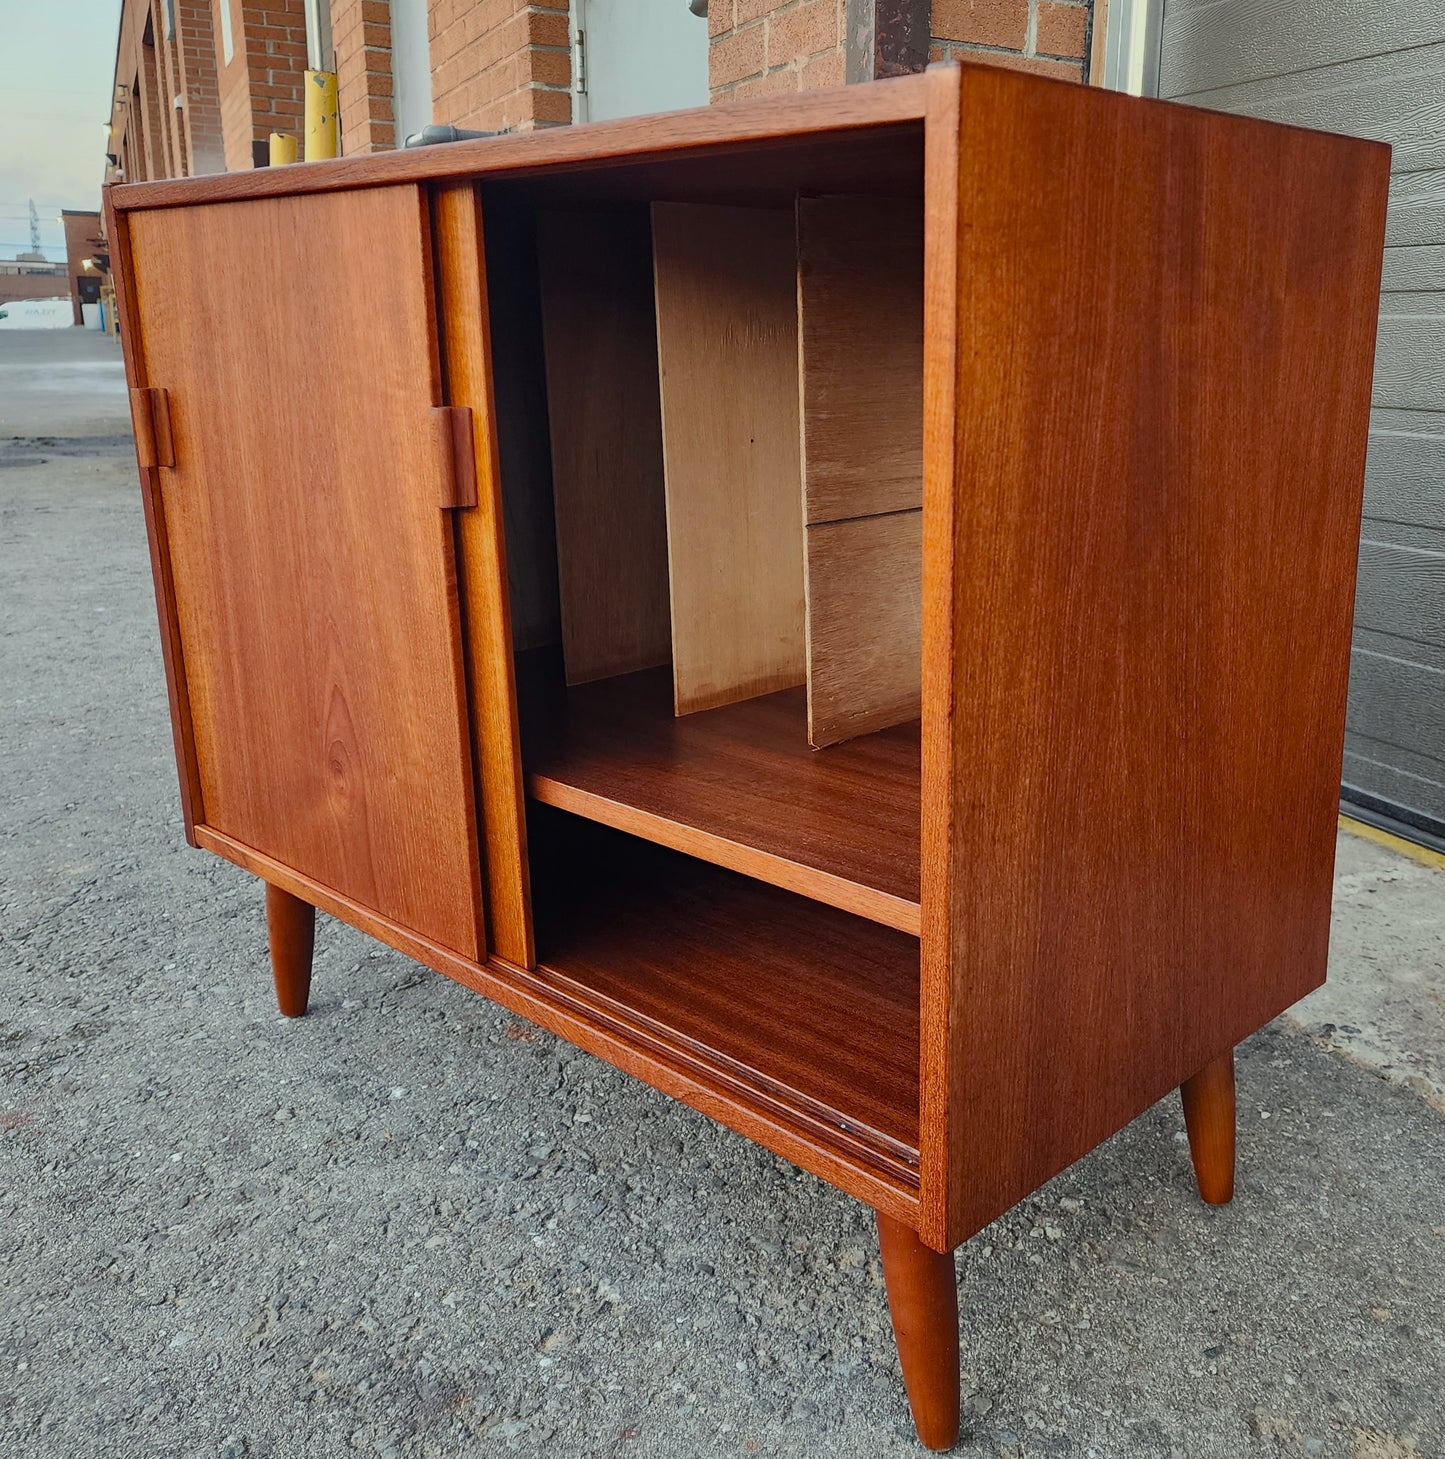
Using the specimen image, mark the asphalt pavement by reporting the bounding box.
[2,328,1442,1459]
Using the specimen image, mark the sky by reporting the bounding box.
[0,0,123,259]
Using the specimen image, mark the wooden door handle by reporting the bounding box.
[129,387,174,469]
[432,405,478,510]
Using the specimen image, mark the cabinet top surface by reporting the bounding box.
[107,70,933,215]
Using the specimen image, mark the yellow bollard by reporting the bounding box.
[304,70,339,160]
[268,132,297,166]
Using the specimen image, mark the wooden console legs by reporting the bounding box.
[1180,1049,1236,1205]
[265,883,315,1017]
[877,1211,960,1451]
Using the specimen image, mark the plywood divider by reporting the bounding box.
[797,195,924,747]
[651,202,806,716]
[537,209,672,685]
[805,512,923,746]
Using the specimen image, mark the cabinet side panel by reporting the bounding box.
[934,67,1390,1246]
[432,181,536,968]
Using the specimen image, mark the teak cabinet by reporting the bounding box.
[108,64,1389,1450]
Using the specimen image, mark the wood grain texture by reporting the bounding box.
[529,807,921,1164]
[195,821,921,1218]
[1180,1049,1236,1205]
[431,405,478,509]
[105,195,204,844]
[430,181,536,969]
[481,199,563,657]
[537,208,671,685]
[265,883,315,1018]
[519,659,921,931]
[794,181,924,746]
[877,1211,960,1450]
[918,65,1390,1249]
[126,186,485,959]
[129,387,174,469]
[916,64,962,1249]
[804,512,922,747]
[797,195,923,525]
[651,203,806,714]
[498,128,925,221]
[109,75,930,213]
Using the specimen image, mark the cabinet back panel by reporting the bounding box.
[126,187,484,958]
[537,208,672,686]
[481,198,565,656]
[805,512,923,747]
[797,195,924,746]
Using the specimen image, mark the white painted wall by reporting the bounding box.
[571,0,709,124]
[391,0,435,141]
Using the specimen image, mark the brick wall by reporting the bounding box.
[709,0,846,100]
[178,0,226,174]
[215,0,309,167]
[138,39,167,176]
[0,273,74,309]
[105,0,1099,189]
[710,0,1092,99]
[930,0,1089,81]
[333,0,395,152]
[429,0,571,133]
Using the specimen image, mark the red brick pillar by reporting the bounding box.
[215,0,309,168]
[333,0,396,152]
[709,0,847,100]
[930,0,1089,81]
[428,0,571,132]
[177,0,226,175]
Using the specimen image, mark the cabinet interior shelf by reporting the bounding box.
[527,805,921,1175]
[521,663,922,933]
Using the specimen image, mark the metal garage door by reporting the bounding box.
[1156,2,1445,846]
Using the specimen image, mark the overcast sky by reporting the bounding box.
[0,0,123,259]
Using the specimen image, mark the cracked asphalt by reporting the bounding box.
[2,329,1443,1459]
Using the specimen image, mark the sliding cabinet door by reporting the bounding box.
[125,186,486,959]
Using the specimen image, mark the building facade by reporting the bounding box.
[106,0,1096,184]
[61,211,107,326]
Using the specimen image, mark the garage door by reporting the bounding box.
[1157,2,1445,845]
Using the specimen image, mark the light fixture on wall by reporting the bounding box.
[689,0,708,14]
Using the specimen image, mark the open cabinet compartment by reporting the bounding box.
[527,803,921,1180]
[475,127,929,1184]
[483,126,928,934]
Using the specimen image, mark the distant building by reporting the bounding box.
[62,211,107,327]
[0,251,68,310]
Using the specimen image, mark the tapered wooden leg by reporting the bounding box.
[877,1211,960,1451]
[1180,1049,1235,1204]
[265,883,315,1018]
